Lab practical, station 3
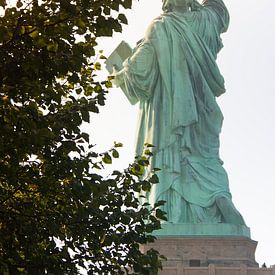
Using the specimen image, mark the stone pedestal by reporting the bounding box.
[141,236,258,268]
[141,223,259,274]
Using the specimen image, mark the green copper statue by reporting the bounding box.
[113,0,247,230]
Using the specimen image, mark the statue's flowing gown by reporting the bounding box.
[116,0,242,223]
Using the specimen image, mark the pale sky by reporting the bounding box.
[88,0,275,266]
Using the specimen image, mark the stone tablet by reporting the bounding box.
[105,40,132,74]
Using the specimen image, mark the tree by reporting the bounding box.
[0,0,166,273]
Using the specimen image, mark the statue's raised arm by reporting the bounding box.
[183,0,229,57]
[201,0,230,33]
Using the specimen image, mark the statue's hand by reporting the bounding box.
[110,67,124,87]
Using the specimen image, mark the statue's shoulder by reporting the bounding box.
[145,14,169,40]
[151,15,167,28]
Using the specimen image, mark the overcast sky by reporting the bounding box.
[88,0,275,266]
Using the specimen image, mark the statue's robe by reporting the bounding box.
[116,0,237,223]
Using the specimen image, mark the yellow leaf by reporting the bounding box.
[94,62,101,70]
[19,26,25,34]
[29,30,39,38]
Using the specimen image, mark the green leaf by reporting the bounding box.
[16,0,23,8]
[103,6,110,15]
[112,149,119,158]
[111,2,119,11]
[118,13,128,24]
[76,88,82,94]
[131,164,144,176]
[114,142,123,148]
[81,110,90,123]
[47,42,58,52]
[76,18,86,29]
[81,132,89,142]
[149,174,159,184]
[142,181,151,192]
[154,200,166,207]
[0,0,6,8]
[145,143,155,148]
[138,159,149,166]
[29,30,39,38]
[99,55,107,60]
[19,26,25,34]
[90,103,99,113]
[155,209,163,219]
[105,81,112,88]
[144,149,153,156]
[34,36,46,48]
[102,153,112,164]
[122,0,132,9]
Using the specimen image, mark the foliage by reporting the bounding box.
[0,0,166,274]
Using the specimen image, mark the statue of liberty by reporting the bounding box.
[112,0,246,227]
